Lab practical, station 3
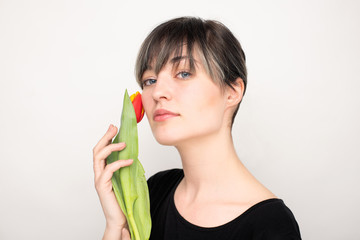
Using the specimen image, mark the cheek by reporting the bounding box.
[185,84,225,122]
[198,83,224,110]
[141,91,152,112]
[141,91,154,123]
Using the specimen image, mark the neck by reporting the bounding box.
[175,127,248,198]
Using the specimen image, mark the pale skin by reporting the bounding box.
[93,126,132,240]
[93,49,276,239]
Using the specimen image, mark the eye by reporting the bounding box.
[142,78,157,87]
[177,71,192,79]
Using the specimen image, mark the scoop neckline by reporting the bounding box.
[170,173,282,232]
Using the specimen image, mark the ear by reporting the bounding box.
[226,78,245,108]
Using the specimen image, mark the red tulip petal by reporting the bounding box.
[130,92,144,123]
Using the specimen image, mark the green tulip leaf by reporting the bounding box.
[107,89,151,240]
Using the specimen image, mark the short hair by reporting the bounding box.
[135,17,247,126]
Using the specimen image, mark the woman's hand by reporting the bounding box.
[93,124,133,239]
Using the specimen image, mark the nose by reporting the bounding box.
[151,72,172,102]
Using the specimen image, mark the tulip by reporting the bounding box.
[130,91,145,123]
[107,89,151,240]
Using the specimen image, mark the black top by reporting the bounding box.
[147,169,301,240]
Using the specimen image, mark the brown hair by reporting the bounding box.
[135,17,247,126]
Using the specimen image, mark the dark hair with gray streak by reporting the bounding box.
[135,17,247,126]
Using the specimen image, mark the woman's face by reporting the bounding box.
[141,49,229,146]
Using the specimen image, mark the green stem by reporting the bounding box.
[128,211,140,240]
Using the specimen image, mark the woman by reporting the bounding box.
[93,17,301,239]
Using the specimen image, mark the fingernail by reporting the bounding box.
[108,124,113,131]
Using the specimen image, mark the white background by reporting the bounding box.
[1,0,359,239]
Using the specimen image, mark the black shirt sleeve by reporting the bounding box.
[250,199,301,239]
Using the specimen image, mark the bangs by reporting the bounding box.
[135,18,217,88]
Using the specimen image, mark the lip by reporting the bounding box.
[153,109,180,122]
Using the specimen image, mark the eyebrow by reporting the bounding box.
[170,55,199,72]
[144,55,198,73]
[170,55,193,64]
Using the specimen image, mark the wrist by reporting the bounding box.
[105,219,127,229]
[103,224,123,240]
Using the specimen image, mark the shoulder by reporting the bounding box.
[247,199,302,239]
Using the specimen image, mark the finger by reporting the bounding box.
[93,142,127,176]
[122,228,131,240]
[94,142,126,164]
[101,159,133,182]
[93,124,118,155]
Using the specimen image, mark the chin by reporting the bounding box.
[149,121,184,146]
[153,132,180,146]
